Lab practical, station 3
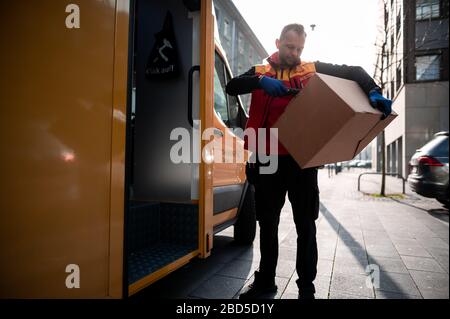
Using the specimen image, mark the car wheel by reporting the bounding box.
[234,184,256,245]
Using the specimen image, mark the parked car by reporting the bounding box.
[348,160,361,167]
[357,160,372,169]
[408,132,449,207]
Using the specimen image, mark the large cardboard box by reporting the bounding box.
[273,73,397,168]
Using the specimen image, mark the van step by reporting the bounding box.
[128,243,196,284]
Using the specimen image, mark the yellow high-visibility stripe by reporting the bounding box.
[255,61,316,81]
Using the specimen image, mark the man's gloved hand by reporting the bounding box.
[369,89,392,119]
[258,76,288,97]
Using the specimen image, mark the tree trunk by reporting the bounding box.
[381,130,386,196]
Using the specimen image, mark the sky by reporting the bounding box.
[231,0,381,77]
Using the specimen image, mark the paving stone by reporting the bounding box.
[217,260,259,280]
[333,260,370,276]
[420,237,449,249]
[431,254,449,274]
[366,246,400,258]
[276,260,296,279]
[374,272,422,296]
[329,291,372,299]
[395,244,432,258]
[278,247,297,262]
[410,270,450,299]
[375,291,422,299]
[317,258,334,278]
[190,275,246,299]
[368,256,409,274]
[329,273,374,298]
[426,246,449,258]
[401,255,446,273]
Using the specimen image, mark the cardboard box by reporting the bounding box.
[273,73,397,168]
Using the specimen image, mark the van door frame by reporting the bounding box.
[199,0,215,258]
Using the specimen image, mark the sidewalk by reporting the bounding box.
[312,169,448,299]
[133,169,449,299]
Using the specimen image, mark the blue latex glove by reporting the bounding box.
[369,89,392,120]
[259,76,288,97]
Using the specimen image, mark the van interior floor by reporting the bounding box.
[127,201,198,284]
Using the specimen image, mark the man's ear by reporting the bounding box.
[275,39,280,49]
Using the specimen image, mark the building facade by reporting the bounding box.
[214,0,268,111]
[372,0,449,177]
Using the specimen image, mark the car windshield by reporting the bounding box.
[419,135,449,157]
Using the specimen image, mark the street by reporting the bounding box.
[133,168,449,299]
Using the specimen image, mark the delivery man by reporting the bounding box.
[226,23,392,299]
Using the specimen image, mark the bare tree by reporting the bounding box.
[373,0,389,196]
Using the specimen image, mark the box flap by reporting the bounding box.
[353,111,398,157]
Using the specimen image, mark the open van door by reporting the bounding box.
[125,0,216,295]
[198,0,215,259]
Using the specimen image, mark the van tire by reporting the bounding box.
[234,184,257,245]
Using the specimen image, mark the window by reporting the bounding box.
[223,19,231,39]
[391,34,395,53]
[238,33,244,54]
[415,55,440,80]
[214,52,242,128]
[237,63,243,74]
[214,54,229,123]
[420,135,448,157]
[390,82,395,99]
[214,6,220,22]
[416,0,440,20]
[396,63,402,91]
[396,11,401,37]
[224,70,241,128]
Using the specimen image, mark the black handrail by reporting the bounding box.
[357,172,406,194]
[188,65,200,127]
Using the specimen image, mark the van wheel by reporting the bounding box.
[234,184,257,245]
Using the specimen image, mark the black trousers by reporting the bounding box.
[254,155,319,294]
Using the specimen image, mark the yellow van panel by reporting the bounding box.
[0,1,123,298]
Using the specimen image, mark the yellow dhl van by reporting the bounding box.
[0,0,256,298]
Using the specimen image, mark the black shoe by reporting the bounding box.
[239,271,277,299]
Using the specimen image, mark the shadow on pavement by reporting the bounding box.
[319,201,410,298]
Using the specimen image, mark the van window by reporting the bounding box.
[214,52,230,124]
[215,51,241,128]
[225,70,240,128]
[227,94,240,127]
[214,67,229,123]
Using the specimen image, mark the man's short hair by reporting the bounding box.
[279,24,307,40]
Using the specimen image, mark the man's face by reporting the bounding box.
[276,30,306,68]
